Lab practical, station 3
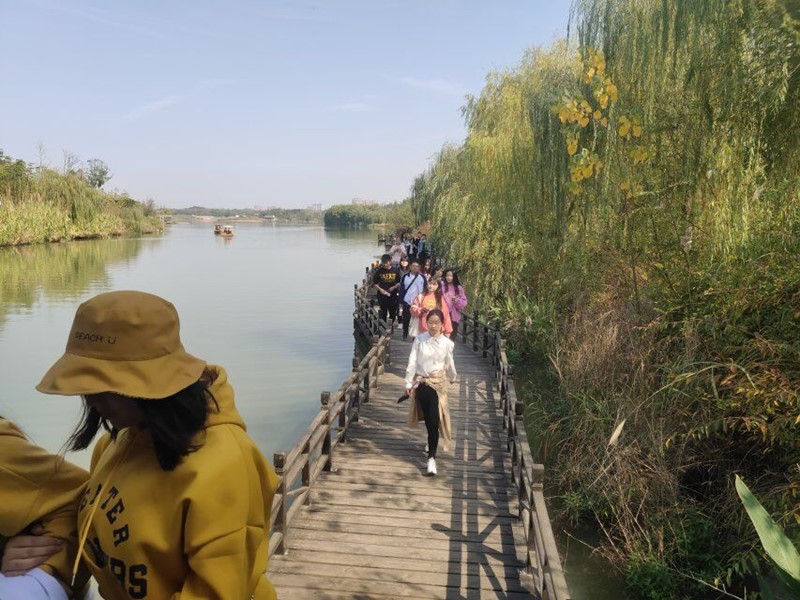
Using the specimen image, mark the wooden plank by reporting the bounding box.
[268,573,534,600]
[269,559,529,592]
[303,503,518,526]
[308,493,515,518]
[271,586,430,600]
[285,528,520,553]
[320,460,512,477]
[298,508,518,530]
[313,471,511,488]
[288,520,515,546]
[277,536,520,564]
[311,480,512,500]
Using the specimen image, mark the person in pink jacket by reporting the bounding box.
[410,278,453,337]
[442,269,468,338]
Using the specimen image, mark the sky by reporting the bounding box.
[1,0,573,208]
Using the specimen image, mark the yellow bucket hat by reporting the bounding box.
[36,291,207,399]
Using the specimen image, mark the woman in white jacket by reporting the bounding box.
[404,309,457,476]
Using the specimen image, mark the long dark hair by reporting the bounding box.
[68,377,218,471]
[443,269,462,294]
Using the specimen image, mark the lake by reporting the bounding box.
[0,223,379,467]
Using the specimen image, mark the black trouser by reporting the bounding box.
[377,293,397,323]
[451,320,459,339]
[401,302,412,336]
[417,383,440,459]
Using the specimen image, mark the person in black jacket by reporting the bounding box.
[372,254,401,324]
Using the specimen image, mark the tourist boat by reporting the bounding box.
[213,224,223,235]
[221,225,234,237]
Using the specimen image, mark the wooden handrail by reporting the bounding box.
[268,264,389,559]
[456,309,570,600]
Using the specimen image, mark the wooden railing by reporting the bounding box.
[456,311,570,600]
[352,264,388,341]
[268,266,389,556]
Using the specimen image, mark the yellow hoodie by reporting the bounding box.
[75,366,280,600]
[0,418,89,595]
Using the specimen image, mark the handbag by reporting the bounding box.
[408,315,420,337]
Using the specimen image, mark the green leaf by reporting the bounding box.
[756,573,776,600]
[735,475,800,582]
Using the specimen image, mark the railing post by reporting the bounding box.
[351,357,361,422]
[320,391,332,472]
[369,356,378,389]
[513,398,525,483]
[482,321,489,358]
[301,437,311,506]
[472,311,479,352]
[273,451,287,554]
[363,364,371,404]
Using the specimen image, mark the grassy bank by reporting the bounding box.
[410,1,799,597]
[0,152,161,246]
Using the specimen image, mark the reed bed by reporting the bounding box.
[0,168,161,247]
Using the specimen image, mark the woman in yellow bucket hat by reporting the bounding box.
[14,290,279,600]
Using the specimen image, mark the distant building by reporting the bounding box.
[307,203,323,212]
[351,198,376,206]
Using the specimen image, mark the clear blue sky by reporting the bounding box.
[1,0,572,208]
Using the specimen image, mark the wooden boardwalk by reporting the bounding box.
[268,330,534,599]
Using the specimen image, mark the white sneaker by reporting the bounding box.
[426,457,437,476]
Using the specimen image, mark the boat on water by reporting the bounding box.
[214,224,223,235]
[221,225,234,237]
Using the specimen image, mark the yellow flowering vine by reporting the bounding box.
[553,47,656,199]
[553,48,619,195]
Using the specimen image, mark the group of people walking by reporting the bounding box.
[387,232,430,267]
[372,243,468,341]
[372,238,469,477]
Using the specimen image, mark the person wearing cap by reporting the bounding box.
[0,418,90,599]
[29,290,280,600]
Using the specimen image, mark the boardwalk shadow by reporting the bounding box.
[431,374,528,599]
[358,337,528,598]
[276,332,531,599]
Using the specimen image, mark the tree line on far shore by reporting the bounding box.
[323,200,414,231]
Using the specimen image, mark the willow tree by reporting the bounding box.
[412,0,800,596]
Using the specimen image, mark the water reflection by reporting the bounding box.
[0,238,156,331]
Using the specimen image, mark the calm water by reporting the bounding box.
[0,223,379,468]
